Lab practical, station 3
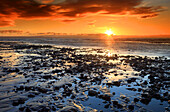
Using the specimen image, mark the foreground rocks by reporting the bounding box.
[0,42,169,112]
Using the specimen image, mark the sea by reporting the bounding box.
[0,35,169,57]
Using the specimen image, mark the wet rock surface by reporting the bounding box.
[0,41,169,112]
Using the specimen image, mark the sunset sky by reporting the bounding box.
[0,0,170,35]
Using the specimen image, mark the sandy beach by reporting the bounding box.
[0,41,169,112]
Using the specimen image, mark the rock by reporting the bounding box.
[98,94,111,101]
[163,92,169,96]
[37,87,48,93]
[120,94,126,99]
[143,80,148,85]
[65,70,73,74]
[134,98,139,102]
[107,81,121,86]
[153,93,161,99]
[88,90,98,96]
[127,78,137,83]
[117,103,123,109]
[126,88,137,91]
[79,74,88,80]
[51,106,56,111]
[42,74,52,79]
[19,107,25,111]
[58,106,80,112]
[16,85,24,91]
[52,69,62,73]
[112,100,118,105]
[141,93,150,98]
[25,86,33,91]
[26,102,49,111]
[56,103,65,108]
[128,105,134,110]
[0,56,3,59]
[138,88,142,92]
[28,94,35,98]
[12,100,20,106]
[165,107,169,111]
[12,98,27,106]
[104,103,110,108]
[112,92,115,95]
[25,107,32,112]
[8,68,20,72]
[140,98,151,105]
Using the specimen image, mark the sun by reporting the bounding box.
[105,29,115,36]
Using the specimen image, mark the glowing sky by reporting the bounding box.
[0,0,170,35]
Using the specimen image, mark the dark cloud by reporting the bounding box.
[0,0,166,27]
[0,30,23,33]
[61,19,76,22]
[141,14,159,18]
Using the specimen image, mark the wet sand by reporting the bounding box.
[0,41,169,112]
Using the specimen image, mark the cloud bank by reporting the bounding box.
[0,0,165,26]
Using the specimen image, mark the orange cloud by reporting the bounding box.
[0,0,166,27]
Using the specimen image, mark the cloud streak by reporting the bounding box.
[0,0,166,27]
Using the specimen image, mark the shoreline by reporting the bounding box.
[0,41,169,112]
[1,40,170,58]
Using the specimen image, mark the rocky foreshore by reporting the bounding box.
[0,41,169,112]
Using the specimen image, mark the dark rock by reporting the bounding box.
[140,98,151,105]
[88,90,98,96]
[134,98,139,102]
[153,93,161,99]
[25,86,33,91]
[104,103,110,108]
[19,107,25,111]
[42,75,52,79]
[28,94,35,98]
[12,98,27,106]
[52,69,62,73]
[98,94,111,101]
[126,88,137,91]
[51,106,56,111]
[79,74,88,80]
[39,107,50,112]
[141,93,150,98]
[12,100,20,106]
[138,88,142,92]
[117,103,123,109]
[127,78,137,83]
[56,103,64,108]
[16,86,24,91]
[25,107,32,112]
[112,92,115,95]
[165,107,169,111]
[112,100,118,105]
[107,81,121,86]
[163,92,168,96]
[65,70,73,74]
[38,88,48,93]
[0,56,3,59]
[143,80,148,85]
[8,68,20,72]
[128,105,134,110]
